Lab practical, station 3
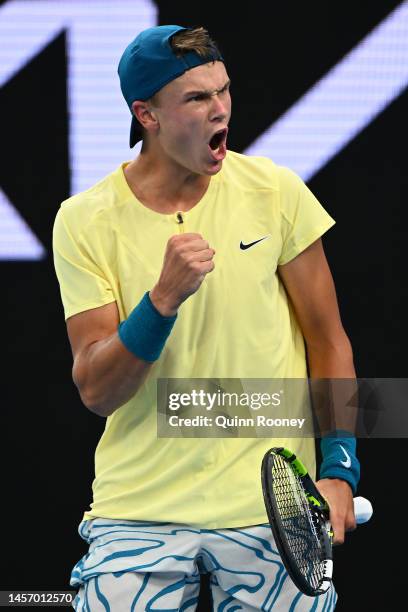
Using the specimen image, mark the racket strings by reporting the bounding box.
[272,456,327,591]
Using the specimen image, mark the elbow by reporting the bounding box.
[78,381,119,417]
[77,380,128,418]
[336,334,354,360]
[305,330,356,377]
[306,327,353,355]
[306,329,355,360]
[72,362,113,418]
[80,390,112,418]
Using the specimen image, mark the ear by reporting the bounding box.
[131,100,159,134]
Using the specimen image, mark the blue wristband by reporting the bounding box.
[320,430,360,494]
[118,292,177,362]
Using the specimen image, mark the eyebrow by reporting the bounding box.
[183,79,231,99]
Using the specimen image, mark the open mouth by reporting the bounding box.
[207,128,228,163]
[209,128,228,150]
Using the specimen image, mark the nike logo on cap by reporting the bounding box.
[240,236,269,250]
[339,445,351,468]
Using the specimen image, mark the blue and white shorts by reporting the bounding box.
[70,519,337,611]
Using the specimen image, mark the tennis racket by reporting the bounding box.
[261,447,372,596]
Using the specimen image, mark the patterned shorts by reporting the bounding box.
[70,519,337,611]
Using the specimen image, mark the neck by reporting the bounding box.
[124,148,211,214]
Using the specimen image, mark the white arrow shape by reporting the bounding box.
[245,1,408,181]
[0,189,45,260]
[0,2,65,87]
[0,1,65,261]
[0,0,156,193]
[0,0,156,260]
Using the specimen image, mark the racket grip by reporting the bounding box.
[353,496,373,524]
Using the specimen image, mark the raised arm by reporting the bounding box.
[65,232,216,418]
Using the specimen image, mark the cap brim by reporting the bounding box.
[130,115,143,148]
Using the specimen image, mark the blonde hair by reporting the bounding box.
[170,26,221,59]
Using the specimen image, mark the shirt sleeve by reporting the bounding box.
[277,166,336,266]
[52,208,115,320]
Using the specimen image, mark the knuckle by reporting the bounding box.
[189,260,200,272]
[168,235,179,246]
[347,518,357,531]
[180,249,191,260]
[176,243,189,256]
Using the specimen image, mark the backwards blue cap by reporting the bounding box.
[118,25,224,147]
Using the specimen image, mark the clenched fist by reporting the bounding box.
[149,233,215,316]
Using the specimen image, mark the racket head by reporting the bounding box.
[261,447,333,596]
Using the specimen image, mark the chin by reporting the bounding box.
[197,157,224,176]
[206,160,224,175]
[186,161,223,177]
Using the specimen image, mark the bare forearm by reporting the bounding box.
[74,332,153,417]
[306,336,358,434]
[306,336,356,379]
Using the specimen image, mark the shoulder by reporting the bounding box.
[222,150,299,194]
[275,165,306,195]
[56,164,129,235]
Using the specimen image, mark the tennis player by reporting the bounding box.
[53,25,360,611]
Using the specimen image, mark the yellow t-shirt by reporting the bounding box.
[52,150,335,528]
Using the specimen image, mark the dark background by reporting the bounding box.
[1,1,407,610]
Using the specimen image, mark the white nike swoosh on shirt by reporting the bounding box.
[339,445,351,468]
